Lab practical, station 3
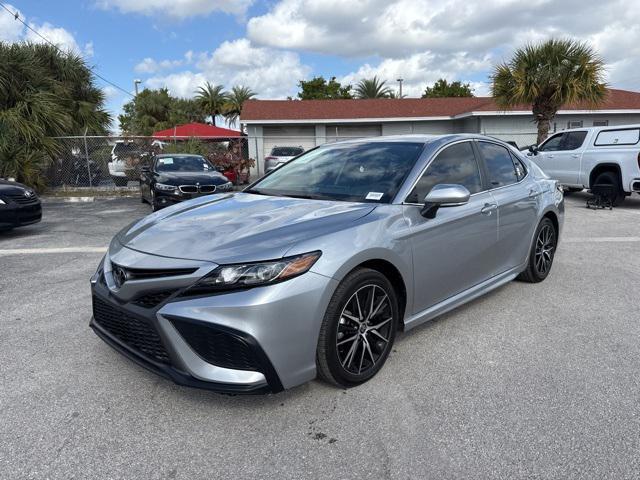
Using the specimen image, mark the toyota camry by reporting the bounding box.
[90,135,564,394]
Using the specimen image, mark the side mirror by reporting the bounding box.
[420,184,470,219]
[528,145,539,155]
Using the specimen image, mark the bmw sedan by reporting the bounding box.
[139,154,233,211]
[91,135,564,394]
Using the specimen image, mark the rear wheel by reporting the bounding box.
[316,268,398,388]
[518,217,557,283]
[594,171,625,206]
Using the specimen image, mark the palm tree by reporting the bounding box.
[223,86,256,126]
[492,39,607,144]
[354,76,393,99]
[195,82,228,125]
[0,42,110,188]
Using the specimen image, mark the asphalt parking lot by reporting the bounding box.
[1,192,640,479]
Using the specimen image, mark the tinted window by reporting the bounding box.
[271,147,304,156]
[478,142,518,187]
[511,153,527,181]
[594,128,640,146]
[539,133,565,152]
[406,142,482,203]
[252,142,424,203]
[563,131,587,150]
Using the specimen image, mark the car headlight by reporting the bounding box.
[187,251,321,294]
[155,183,177,192]
[0,199,5,205]
[219,181,233,191]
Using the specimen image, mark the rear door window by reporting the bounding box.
[594,128,640,146]
[477,142,518,188]
[562,131,588,150]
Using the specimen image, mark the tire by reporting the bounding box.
[140,185,147,204]
[316,268,399,388]
[150,189,158,211]
[113,176,128,187]
[594,171,625,206]
[518,217,557,283]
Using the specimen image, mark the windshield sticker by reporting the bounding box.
[365,192,384,201]
[159,158,173,165]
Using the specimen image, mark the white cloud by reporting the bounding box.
[340,52,492,97]
[24,21,94,57]
[0,3,24,42]
[144,39,311,98]
[0,4,93,57]
[248,0,640,91]
[135,57,183,74]
[97,0,253,19]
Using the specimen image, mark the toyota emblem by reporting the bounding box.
[112,266,127,288]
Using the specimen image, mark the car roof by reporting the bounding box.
[326,133,505,146]
[557,123,640,134]
[155,153,204,158]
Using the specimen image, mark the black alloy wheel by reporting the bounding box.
[316,268,398,387]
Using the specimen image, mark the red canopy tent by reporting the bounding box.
[152,122,242,139]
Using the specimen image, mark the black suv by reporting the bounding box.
[0,179,42,231]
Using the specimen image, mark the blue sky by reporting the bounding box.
[2,0,639,132]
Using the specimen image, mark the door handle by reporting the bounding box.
[529,189,541,198]
[481,203,498,215]
[571,154,580,158]
[547,154,554,158]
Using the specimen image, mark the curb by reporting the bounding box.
[41,196,95,203]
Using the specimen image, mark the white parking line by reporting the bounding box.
[564,237,640,243]
[0,247,107,256]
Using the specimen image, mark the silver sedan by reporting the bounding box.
[90,135,564,393]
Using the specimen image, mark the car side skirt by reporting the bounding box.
[403,263,525,331]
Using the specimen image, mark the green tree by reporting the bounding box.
[297,76,352,100]
[224,86,256,126]
[118,89,205,135]
[354,76,393,99]
[422,79,474,98]
[0,42,110,188]
[492,38,606,144]
[195,82,228,123]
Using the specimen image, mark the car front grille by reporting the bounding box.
[4,193,39,205]
[93,295,171,364]
[170,319,260,371]
[178,185,216,194]
[132,290,176,308]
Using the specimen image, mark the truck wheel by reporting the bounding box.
[594,171,625,205]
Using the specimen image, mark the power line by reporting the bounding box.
[0,2,134,98]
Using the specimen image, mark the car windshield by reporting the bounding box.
[155,156,213,172]
[271,147,304,157]
[249,141,424,203]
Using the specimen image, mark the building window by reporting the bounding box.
[567,121,583,129]
[593,120,609,127]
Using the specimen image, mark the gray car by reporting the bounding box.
[90,135,564,393]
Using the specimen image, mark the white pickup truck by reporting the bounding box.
[525,124,640,204]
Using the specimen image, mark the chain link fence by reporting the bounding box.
[43,131,537,192]
[46,135,252,191]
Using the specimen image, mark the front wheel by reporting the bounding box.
[518,217,557,283]
[316,268,399,388]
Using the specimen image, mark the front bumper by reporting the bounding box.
[90,246,337,393]
[152,186,232,209]
[0,199,42,229]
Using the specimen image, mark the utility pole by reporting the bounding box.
[134,79,142,96]
[397,78,404,98]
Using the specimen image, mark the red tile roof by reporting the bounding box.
[153,122,242,138]
[241,89,640,122]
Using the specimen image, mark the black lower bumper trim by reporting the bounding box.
[90,317,275,395]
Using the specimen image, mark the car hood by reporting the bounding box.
[0,179,32,195]
[155,171,228,185]
[117,193,376,263]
